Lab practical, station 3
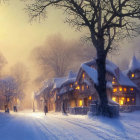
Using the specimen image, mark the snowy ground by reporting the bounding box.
[0,110,140,140]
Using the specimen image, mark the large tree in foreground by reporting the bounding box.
[27,0,140,116]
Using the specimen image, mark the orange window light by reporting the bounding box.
[76,86,80,90]
[119,87,123,92]
[82,85,84,91]
[70,84,73,88]
[124,88,127,92]
[132,73,135,78]
[89,96,92,100]
[112,97,116,102]
[82,73,85,79]
[130,88,134,91]
[120,100,124,105]
[127,98,130,102]
[132,98,135,101]
[79,100,83,107]
[112,81,115,84]
[113,88,117,92]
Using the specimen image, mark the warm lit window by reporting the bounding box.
[119,87,123,92]
[130,88,134,91]
[119,97,124,105]
[112,97,116,102]
[75,82,78,85]
[113,88,117,92]
[82,73,85,79]
[120,100,124,105]
[127,98,130,102]
[82,85,84,91]
[75,86,80,90]
[70,84,73,88]
[124,88,127,92]
[112,81,115,84]
[132,98,135,102]
[86,85,89,89]
[79,100,83,106]
[131,73,135,78]
[89,96,92,100]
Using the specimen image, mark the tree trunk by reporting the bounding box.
[95,38,110,116]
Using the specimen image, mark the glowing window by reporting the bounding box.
[75,82,78,85]
[70,84,73,88]
[82,85,84,91]
[124,88,127,92]
[131,73,135,78]
[127,98,130,102]
[76,86,80,90]
[86,85,89,89]
[132,98,135,102]
[112,81,115,84]
[89,96,92,100]
[119,87,123,92]
[113,88,117,92]
[120,100,124,105]
[130,88,134,91]
[82,73,85,79]
[112,97,116,102]
[79,100,83,106]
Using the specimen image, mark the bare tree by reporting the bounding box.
[32,35,95,79]
[0,77,19,106]
[10,62,29,97]
[26,0,140,116]
[0,52,7,77]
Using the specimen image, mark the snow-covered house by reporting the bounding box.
[83,59,137,106]
[55,71,77,112]
[123,55,140,106]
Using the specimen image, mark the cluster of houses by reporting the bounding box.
[34,55,140,114]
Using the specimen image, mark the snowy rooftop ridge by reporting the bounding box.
[81,64,98,85]
[129,55,140,72]
[83,59,137,87]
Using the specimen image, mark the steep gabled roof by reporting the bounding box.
[128,55,140,72]
[81,64,98,85]
[53,77,67,89]
[83,59,137,87]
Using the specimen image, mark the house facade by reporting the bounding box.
[123,55,140,106]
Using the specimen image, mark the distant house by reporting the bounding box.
[123,55,140,106]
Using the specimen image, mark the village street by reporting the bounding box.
[0,111,140,140]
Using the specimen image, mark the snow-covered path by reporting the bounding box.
[0,111,140,140]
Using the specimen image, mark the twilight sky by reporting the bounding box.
[0,0,140,78]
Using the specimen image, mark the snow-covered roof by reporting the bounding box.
[128,55,140,72]
[81,64,98,85]
[84,59,118,76]
[53,77,67,89]
[118,71,137,87]
[83,59,137,87]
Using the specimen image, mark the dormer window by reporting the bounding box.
[112,77,116,84]
[82,73,85,79]
[131,73,135,78]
